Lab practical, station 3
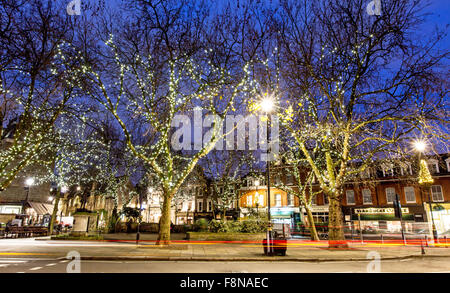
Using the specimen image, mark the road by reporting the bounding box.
[0,257,450,273]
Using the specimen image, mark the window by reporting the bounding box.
[400,163,412,176]
[323,194,329,205]
[404,186,416,203]
[382,164,394,177]
[207,200,212,212]
[273,175,280,185]
[362,169,371,179]
[275,194,282,207]
[431,185,444,202]
[446,158,450,172]
[286,174,293,185]
[428,160,439,174]
[246,195,253,207]
[385,187,396,204]
[362,189,372,204]
[197,201,203,212]
[256,192,264,206]
[288,194,294,206]
[346,190,355,205]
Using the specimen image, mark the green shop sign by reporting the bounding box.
[352,208,413,221]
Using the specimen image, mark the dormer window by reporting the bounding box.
[399,162,412,176]
[427,159,439,174]
[362,168,371,178]
[381,164,394,177]
[445,158,450,172]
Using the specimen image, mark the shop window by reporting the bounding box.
[362,189,372,205]
[404,186,416,203]
[346,190,355,205]
[431,185,444,202]
[385,187,396,204]
[275,194,282,207]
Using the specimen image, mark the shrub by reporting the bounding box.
[208,219,225,233]
[194,218,209,232]
[226,221,242,232]
[240,219,268,233]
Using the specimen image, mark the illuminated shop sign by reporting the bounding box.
[354,208,409,214]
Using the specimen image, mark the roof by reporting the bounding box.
[27,202,54,215]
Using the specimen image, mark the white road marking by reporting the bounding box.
[45,263,56,267]
[29,266,42,271]
[0,260,27,263]
[0,264,9,267]
[59,260,69,263]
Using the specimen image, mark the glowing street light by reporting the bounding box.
[413,140,427,153]
[61,186,68,193]
[48,196,54,202]
[25,177,34,186]
[259,94,277,256]
[260,98,275,113]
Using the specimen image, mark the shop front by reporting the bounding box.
[343,206,427,233]
[270,207,300,228]
[424,202,450,235]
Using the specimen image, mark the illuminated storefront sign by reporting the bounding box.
[354,208,409,214]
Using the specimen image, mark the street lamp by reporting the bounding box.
[260,96,275,256]
[413,140,439,243]
[23,177,34,214]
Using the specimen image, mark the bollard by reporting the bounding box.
[425,235,429,247]
[381,234,384,245]
[421,239,425,255]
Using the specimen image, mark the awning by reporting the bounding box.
[28,202,54,215]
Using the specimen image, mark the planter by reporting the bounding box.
[186,232,266,241]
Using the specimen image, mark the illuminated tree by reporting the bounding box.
[275,0,448,247]
[56,0,268,244]
[0,0,77,190]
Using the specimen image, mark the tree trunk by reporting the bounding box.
[328,195,348,248]
[156,194,172,245]
[222,207,227,221]
[305,205,319,241]
[48,192,61,235]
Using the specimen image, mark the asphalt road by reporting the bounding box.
[0,257,450,273]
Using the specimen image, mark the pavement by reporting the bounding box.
[1,233,449,262]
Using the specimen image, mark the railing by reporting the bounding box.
[1,226,48,238]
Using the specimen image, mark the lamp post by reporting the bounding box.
[414,140,438,243]
[260,97,275,255]
[22,177,34,216]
